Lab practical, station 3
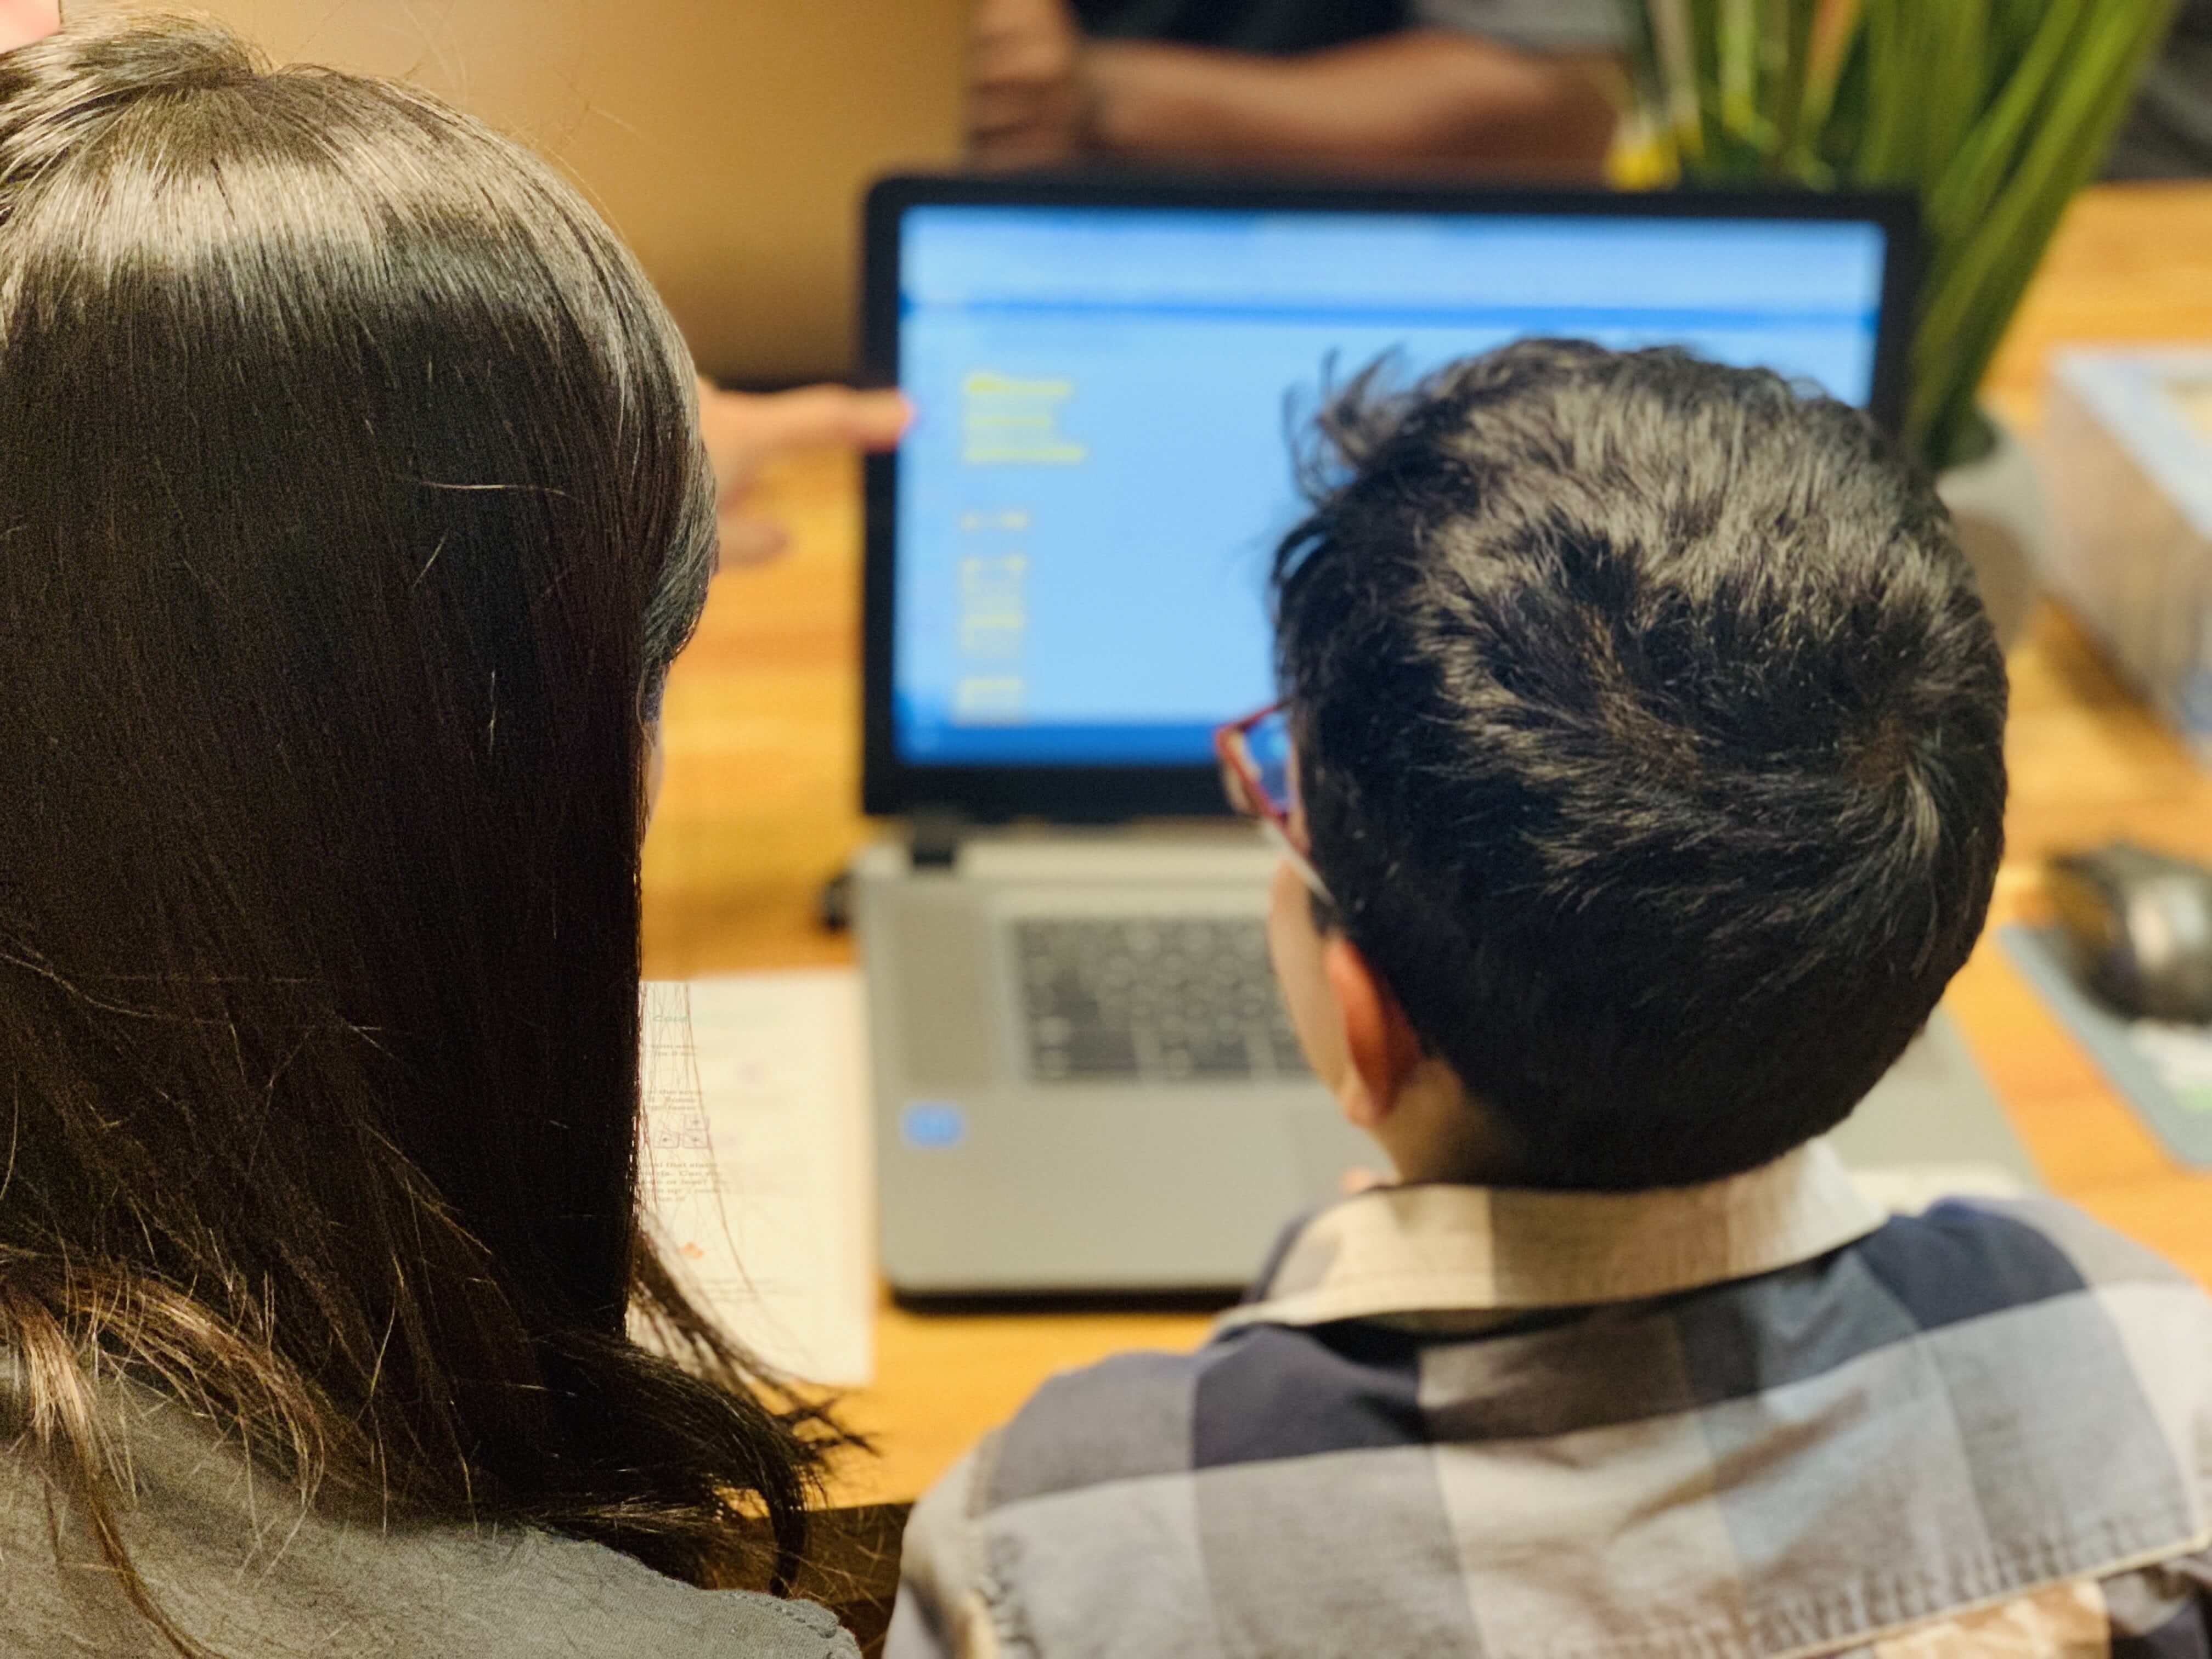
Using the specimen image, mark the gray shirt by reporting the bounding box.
[1414,0,1625,53]
[2,1376,859,1659]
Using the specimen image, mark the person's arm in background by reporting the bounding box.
[970,0,1621,178]
[696,379,907,566]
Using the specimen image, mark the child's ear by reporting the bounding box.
[1323,938,1425,1131]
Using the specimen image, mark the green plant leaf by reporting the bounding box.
[1620,0,2177,471]
[1767,0,1815,171]
[1911,0,2177,462]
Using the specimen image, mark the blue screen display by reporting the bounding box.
[891,206,1889,768]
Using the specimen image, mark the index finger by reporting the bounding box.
[732,385,911,457]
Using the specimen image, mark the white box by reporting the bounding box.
[2042,349,2212,764]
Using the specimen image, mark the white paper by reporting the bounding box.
[635,972,874,1385]
[2129,1019,2212,1115]
[2173,375,2212,445]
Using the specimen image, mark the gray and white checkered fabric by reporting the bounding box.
[890,1176,2212,1658]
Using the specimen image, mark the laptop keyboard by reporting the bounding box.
[1013,917,1310,1082]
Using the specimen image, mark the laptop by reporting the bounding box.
[854,174,2034,1296]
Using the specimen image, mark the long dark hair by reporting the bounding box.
[0,11,841,1647]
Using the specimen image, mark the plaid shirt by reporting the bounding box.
[885,1143,2212,1659]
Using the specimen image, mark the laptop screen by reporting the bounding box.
[882,193,1903,779]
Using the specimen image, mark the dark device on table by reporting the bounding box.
[848,172,2042,1297]
[2049,843,2212,1024]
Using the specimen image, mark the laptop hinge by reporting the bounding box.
[909,808,966,871]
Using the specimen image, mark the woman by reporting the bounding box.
[1,13,865,1655]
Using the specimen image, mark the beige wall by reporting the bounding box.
[179,0,967,385]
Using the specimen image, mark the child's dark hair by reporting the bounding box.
[1273,340,2008,1190]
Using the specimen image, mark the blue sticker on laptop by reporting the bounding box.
[901,1101,967,1150]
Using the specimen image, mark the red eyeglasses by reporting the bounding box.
[1214,701,1329,898]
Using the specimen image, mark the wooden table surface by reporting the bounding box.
[643,181,2212,1509]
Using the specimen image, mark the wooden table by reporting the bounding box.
[643,182,2212,1509]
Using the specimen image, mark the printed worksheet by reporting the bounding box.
[635,973,874,1386]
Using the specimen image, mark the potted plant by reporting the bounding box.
[1615,0,2176,647]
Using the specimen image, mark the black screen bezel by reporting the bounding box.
[860,171,1923,822]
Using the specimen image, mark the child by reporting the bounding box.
[886,342,2212,1658]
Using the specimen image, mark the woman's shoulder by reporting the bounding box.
[428,1529,862,1659]
[1,1381,858,1659]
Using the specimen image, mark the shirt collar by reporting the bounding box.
[1217,1138,1886,1333]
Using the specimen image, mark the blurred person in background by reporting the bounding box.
[969,0,1624,177]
